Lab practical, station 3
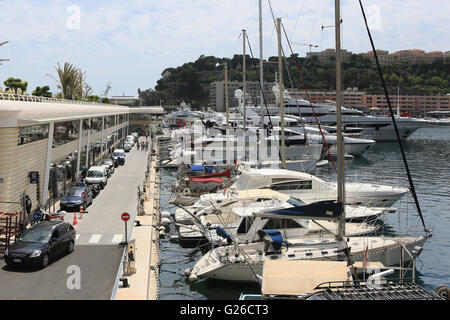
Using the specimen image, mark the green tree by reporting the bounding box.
[48,62,91,100]
[4,77,28,93]
[32,85,52,97]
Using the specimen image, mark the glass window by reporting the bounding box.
[52,121,80,147]
[18,124,49,145]
[19,227,52,243]
[270,180,312,191]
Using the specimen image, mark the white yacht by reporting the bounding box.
[189,234,427,283]
[230,168,408,207]
[244,86,431,142]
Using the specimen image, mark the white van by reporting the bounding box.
[126,135,135,146]
[85,166,108,189]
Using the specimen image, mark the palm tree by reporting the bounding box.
[48,62,91,100]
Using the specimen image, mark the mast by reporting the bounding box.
[243,29,247,131]
[397,85,400,117]
[259,0,264,130]
[277,18,286,169]
[335,0,346,238]
[225,62,230,169]
[242,28,247,162]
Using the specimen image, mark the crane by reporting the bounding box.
[101,82,111,98]
[291,42,319,54]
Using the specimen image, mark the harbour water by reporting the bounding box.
[158,127,450,300]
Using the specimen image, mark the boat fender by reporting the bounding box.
[160,217,171,226]
[161,211,171,219]
[184,269,191,277]
[188,274,198,282]
[435,285,449,300]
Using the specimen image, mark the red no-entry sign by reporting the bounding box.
[121,212,130,222]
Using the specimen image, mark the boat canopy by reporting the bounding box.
[189,164,207,171]
[190,177,223,183]
[258,230,289,252]
[216,226,232,244]
[196,168,231,179]
[255,200,343,221]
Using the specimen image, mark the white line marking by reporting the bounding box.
[88,234,102,244]
[112,234,123,244]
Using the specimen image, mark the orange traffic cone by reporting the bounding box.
[73,212,78,226]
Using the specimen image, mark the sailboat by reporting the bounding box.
[187,4,430,283]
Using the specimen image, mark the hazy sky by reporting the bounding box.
[0,0,448,98]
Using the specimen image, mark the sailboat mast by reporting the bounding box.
[335,0,346,237]
[225,62,230,169]
[242,29,247,162]
[243,29,247,132]
[259,0,264,130]
[277,18,286,169]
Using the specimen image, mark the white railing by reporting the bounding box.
[0,92,115,106]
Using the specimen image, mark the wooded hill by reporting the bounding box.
[154,54,450,107]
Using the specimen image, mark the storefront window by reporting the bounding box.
[18,124,49,145]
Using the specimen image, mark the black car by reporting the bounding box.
[60,186,93,211]
[110,156,119,168]
[4,221,76,268]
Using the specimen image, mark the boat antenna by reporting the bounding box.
[358,0,430,235]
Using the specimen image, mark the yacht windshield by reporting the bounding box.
[287,197,305,207]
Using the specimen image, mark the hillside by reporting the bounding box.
[154,54,450,107]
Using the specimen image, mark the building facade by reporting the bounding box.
[0,94,164,216]
[289,89,450,116]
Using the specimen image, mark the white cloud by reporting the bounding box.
[0,0,448,98]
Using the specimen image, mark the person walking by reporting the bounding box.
[145,141,149,151]
[141,141,145,151]
[137,141,140,151]
[25,195,32,220]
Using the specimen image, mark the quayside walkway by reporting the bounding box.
[0,137,152,300]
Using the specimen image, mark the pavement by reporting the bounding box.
[0,137,150,300]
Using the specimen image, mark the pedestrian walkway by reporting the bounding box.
[71,139,149,243]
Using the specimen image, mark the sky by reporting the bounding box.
[0,0,449,98]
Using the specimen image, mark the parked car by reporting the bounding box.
[124,142,132,152]
[126,135,135,146]
[60,186,93,211]
[113,149,126,165]
[101,159,115,175]
[110,156,119,168]
[4,221,76,268]
[85,166,108,189]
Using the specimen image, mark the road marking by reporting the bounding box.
[112,234,123,244]
[88,234,102,244]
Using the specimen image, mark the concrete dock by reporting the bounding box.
[114,137,162,300]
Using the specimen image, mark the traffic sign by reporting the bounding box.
[121,212,130,222]
[33,211,42,221]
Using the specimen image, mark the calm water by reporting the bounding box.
[158,127,450,300]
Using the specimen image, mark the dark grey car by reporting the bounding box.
[4,221,76,268]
